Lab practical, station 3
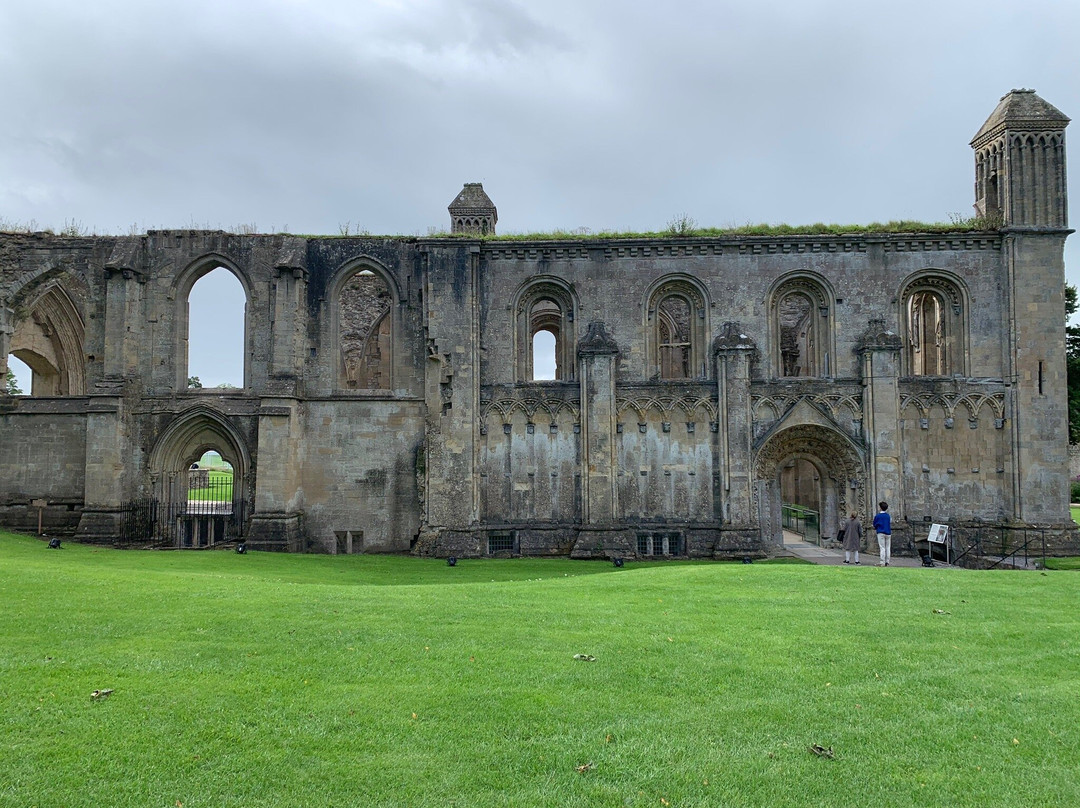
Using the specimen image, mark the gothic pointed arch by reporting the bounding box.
[768,273,834,378]
[898,270,968,377]
[9,277,86,396]
[644,274,709,380]
[513,276,578,382]
[330,257,400,391]
[148,404,251,499]
[754,423,866,544]
[173,254,251,391]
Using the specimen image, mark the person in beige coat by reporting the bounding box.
[842,513,862,565]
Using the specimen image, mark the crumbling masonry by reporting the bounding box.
[1,90,1076,556]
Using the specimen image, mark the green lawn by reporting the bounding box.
[1071,505,1080,525]
[2,532,1078,807]
[188,469,233,501]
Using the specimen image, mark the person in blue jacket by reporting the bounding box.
[873,501,892,566]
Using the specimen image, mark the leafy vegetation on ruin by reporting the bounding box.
[2,531,1077,807]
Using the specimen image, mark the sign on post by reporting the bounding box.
[927,523,949,564]
[31,499,47,535]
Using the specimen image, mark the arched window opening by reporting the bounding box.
[515,282,575,383]
[339,269,392,390]
[8,283,85,396]
[778,292,815,377]
[187,267,245,389]
[770,276,831,379]
[907,291,946,376]
[5,354,32,395]
[532,329,557,380]
[646,279,708,381]
[900,275,965,377]
[658,296,692,379]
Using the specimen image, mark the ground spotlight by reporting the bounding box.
[235,542,247,554]
[47,538,62,549]
[612,557,624,567]
[447,556,457,567]
[742,556,753,564]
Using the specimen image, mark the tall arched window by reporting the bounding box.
[769,275,832,378]
[646,277,708,380]
[900,274,966,377]
[515,280,575,382]
[339,269,393,390]
[187,267,246,389]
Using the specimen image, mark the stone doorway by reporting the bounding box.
[755,424,865,547]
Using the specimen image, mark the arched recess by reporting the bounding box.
[514,277,577,382]
[898,270,967,377]
[754,424,865,545]
[148,405,251,505]
[9,279,86,395]
[768,273,834,378]
[330,258,400,391]
[173,255,252,391]
[644,275,709,380]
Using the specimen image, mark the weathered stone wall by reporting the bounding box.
[0,91,1074,557]
[0,401,87,533]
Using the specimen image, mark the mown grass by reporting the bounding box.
[1044,556,1080,570]
[1,531,1077,807]
[188,470,234,502]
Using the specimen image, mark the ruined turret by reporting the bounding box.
[448,183,497,235]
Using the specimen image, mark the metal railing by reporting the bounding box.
[782,504,820,545]
[119,476,248,549]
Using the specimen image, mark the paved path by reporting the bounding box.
[779,531,950,568]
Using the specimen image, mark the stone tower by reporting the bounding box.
[971,89,1069,226]
[448,183,497,235]
[973,90,1072,524]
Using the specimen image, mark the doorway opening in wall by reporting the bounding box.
[5,355,31,395]
[532,330,557,380]
[120,448,247,549]
[780,458,821,544]
[175,450,237,548]
[187,267,245,389]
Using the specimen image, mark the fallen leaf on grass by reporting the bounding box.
[932,609,951,615]
[575,761,593,773]
[808,744,835,759]
[661,798,670,806]
[90,689,113,701]
[573,654,596,661]
[1013,738,1019,745]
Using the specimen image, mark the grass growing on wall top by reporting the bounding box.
[2,531,1077,807]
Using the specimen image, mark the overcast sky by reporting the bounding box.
[3,0,1079,388]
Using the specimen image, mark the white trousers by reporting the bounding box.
[877,532,891,564]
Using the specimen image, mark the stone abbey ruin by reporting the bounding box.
[1,90,1076,558]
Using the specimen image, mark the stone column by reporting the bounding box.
[75,396,127,542]
[856,318,903,525]
[0,304,12,389]
[712,324,757,544]
[247,402,304,551]
[415,244,481,556]
[571,321,627,558]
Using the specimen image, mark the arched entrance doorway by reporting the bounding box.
[754,424,865,546]
[126,407,252,548]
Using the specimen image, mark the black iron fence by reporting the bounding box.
[119,476,248,548]
[908,519,1052,569]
